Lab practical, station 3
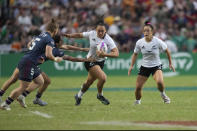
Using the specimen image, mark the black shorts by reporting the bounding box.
[17,58,41,82]
[84,61,105,71]
[138,65,163,77]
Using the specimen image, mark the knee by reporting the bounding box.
[98,75,107,83]
[44,78,51,85]
[37,79,44,87]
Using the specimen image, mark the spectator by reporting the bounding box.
[0,0,197,53]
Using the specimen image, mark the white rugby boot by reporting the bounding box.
[0,102,11,111]
[17,95,27,108]
[161,94,171,104]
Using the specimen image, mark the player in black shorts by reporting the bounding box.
[128,21,175,105]
[63,22,119,106]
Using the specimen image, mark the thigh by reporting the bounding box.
[32,74,44,85]
[10,68,19,81]
[41,72,50,83]
[89,65,106,80]
[136,75,148,87]
[87,72,96,82]
[19,80,31,88]
[153,70,164,83]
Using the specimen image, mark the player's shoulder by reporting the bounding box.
[105,33,114,41]
[136,37,145,45]
[153,36,164,42]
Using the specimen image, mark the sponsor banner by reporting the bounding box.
[0,52,196,77]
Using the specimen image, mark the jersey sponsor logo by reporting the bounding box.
[92,38,96,41]
[89,62,95,66]
[152,45,157,49]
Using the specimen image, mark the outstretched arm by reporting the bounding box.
[63,33,83,38]
[128,53,138,76]
[45,45,63,63]
[165,49,175,72]
[60,45,89,52]
[62,55,95,62]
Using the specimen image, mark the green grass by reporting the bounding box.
[0,75,197,130]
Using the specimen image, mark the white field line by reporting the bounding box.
[80,121,197,130]
[30,111,53,118]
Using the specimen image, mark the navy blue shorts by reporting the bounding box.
[138,64,163,77]
[84,61,105,71]
[17,58,41,82]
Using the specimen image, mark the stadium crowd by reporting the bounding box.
[0,0,197,53]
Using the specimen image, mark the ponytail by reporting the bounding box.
[46,18,59,33]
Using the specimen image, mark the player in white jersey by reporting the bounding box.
[128,21,175,105]
[63,22,119,105]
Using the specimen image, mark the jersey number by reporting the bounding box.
[29,38,41,50]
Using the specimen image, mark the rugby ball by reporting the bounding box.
[97,42,108,53]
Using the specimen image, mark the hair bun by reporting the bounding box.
[145,20,151,25]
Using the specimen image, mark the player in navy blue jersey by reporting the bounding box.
[0,19,64,110]
[16,35,92,107]
[0,34,92,108]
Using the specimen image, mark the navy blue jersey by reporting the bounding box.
[24,32,55,65]
[37,48,64,65]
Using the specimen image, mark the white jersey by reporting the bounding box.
[83,30,117,62]
[134,36,167,67]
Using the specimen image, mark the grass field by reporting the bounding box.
[0,75,197,130]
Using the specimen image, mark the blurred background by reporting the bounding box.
[0,0,197,77]
[0,0,197,53]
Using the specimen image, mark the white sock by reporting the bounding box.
[98,91,103,96]
[160,91,167,97]
[77,90,84,98]
[135,100,141,104]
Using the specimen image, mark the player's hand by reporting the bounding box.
[86,57,96,62]
[169,64,176,72]
[38,56,45,64]
[128,66,134,76]
[54,57,63,63]
[96,50,105,58]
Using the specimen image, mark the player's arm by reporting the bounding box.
[165,48,175,72]
[63,33,83,38]
[96,48,119,58]
[27,41,31,49]
[62,55,95,62]
[45,45,62,62]
[128,53,138,76]
[60,45,89,52]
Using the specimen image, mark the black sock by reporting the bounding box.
[0,90,5,96]
[36,92,42,99]
[5,97,14,105]
[22,90,30,97]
